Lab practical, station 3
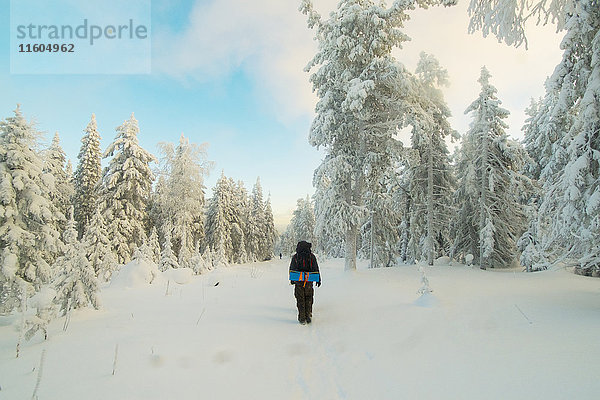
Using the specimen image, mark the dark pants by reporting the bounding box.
[294,282,314,322]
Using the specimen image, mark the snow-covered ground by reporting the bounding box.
[1,258,599,399]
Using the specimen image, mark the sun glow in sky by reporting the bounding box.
[0,0,563,230]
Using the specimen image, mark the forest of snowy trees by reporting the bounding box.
[296,0,599,275]
[1,0,598,334]
[0,109,277,322]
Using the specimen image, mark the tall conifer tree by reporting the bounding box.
[100,113,156,264]
[0,106,62,312]
[74,114,102,238]
[301,0,454,270]
[452,67,527,269]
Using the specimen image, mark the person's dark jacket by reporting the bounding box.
[289,241,320,284]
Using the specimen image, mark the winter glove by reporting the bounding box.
[316,281,321,287]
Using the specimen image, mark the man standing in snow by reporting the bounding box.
[289,241,321,325]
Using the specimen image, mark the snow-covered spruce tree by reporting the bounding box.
[204,174,266,265]
[0,106,62,313]
[517,222,546,272]
[149,175,168,239]
[177,225,193,269]
[301,0,455,270]
[53,208,100,315]
[514,98,548,272]
[137,242,152,264]
[99,113,156,264]
[65,160,74,210]
[279,196,315,257]
[262,196,277,260]
[159,223,179,271]
[230,221,247,264]
[524,0,600,274]
[360,163,406,267]
[291,196,317,245]
[211,243,229,268]
[405,52,457,265]
[452,67,528,269]
[312,176,345,258]
[205,172,235,262]
[231,181,250,264]
[83,205,117,281]
[43,132,73,233]
[190,240,208,274]
[390,157,415,263]
[23,287,56,341]
[245,178,266,262]
[526,77,576,211]
[66,160,73,180]
[522,98,551,181]
[275,228,295,257]
[467,0,597,271]
[245,179,276,262]
[74,114,102,238]
[558,2,600,273]
[202,247,214,271]
[147,226,161,265]
[156,134,210,263]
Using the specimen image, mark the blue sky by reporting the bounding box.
[0,0,563,229]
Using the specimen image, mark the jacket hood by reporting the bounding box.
[296,241,312,255]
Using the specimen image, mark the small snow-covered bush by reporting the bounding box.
[111,259,162,289]
[465,254,474,266]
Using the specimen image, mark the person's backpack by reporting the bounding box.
[296,251,313,272]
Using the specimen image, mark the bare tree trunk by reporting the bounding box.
[344,157,364,271]
[345,226,358,271]
[427,134,435,266]
[369,210,375,268]
[16,284,26,358]
[479,131,489,270]
[401,196,411,263]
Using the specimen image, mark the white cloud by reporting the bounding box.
[155,1,563,139]
[153,0,340,122]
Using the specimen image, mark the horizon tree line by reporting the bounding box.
[0,107,277,319]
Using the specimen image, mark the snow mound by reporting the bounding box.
[434,256,452,266]
[163,268,194,285]
[110,260,162,289]
[414,292,438,308]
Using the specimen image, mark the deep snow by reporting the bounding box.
[1,258,599,399]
